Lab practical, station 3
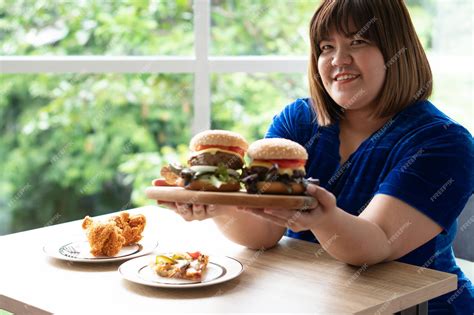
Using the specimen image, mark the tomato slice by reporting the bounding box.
[187,251,201,260]
[253,159,306,168]
[196,144,245,157]
[152,178,174,186]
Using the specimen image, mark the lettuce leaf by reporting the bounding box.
[209,175,223,188]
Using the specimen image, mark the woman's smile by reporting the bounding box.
[333,72,361,85]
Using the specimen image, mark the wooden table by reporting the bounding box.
[0,206,457,314]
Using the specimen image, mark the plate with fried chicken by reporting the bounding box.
[43,212,158,263]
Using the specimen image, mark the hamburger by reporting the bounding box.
[241,138,308,195]
[161,130,248,192]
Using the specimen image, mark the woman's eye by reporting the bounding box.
[320,45,333,51]
[351,39,366,46]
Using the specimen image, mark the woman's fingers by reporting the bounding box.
[243,205,326,232]
[157,200,177,210]
[193,204,207,221]
[206,204,217,216]
[176,203,194,221]
[171,203,214,221]
[162,200,323,227]
[306,184,336,209]
[236,206,264,212]
[240,208,289,227]
[263,208,299,220]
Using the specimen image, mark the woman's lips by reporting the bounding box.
[334,74,360,85]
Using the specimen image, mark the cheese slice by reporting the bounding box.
[190,148,243,162]
[277,166,305,176]
[249,161,305,176]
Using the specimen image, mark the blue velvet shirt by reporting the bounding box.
[265,98,474,314]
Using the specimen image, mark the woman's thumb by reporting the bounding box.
[306,184,336,208]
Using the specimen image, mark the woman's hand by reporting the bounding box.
[153,179,227,221]
[157,201,228,221]
[238,184,337,232]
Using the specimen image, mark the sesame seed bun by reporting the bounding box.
[247,138,308,160]
[189,130,249,151]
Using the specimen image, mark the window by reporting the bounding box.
[211,0,316,56]
[1,0,472,234]
[0,73,192,234]
[211,73,307,140]
[1,0,193,55]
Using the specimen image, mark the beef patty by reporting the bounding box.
[188,152,243,169]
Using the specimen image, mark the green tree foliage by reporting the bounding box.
[0,0,195,234]
[211,0,317,55]
[0,0,194,55]
[0,73,192,234]
[211,73,308,142]
[0,0,454,235]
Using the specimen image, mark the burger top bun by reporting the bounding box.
[247,138,308,160]
[189,130,249,151]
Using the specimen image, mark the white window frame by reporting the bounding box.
[0,0,307,135]
[1,0,471,134]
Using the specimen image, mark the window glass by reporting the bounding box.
[211,73,308,142]
[0,0,194,55]
[0,73,192,234]
[211,0,318,56]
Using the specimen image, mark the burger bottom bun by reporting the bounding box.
[255,182,305,195]
[185,179,241,192]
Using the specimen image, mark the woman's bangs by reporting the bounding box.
[314,0,379,45]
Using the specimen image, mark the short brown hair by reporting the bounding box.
[308,0,432,126]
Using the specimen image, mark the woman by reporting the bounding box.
[159,0,473,313]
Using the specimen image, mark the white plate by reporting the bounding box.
[43,238,159,263]
[119,254,244,288]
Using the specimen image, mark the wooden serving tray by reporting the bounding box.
[145,186,317,210]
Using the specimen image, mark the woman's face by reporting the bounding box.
[317,28,386,111]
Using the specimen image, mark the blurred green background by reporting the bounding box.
[0,0,472,234]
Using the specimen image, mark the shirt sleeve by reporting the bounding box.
[376,124,474,231]
[265,98,315,144]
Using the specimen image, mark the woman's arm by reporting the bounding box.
[211,205,287,250]
[243,184,442,266]
[158,201,286,250]
[308,205,394,266]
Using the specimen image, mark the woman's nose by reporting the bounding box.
[331,48,352,67]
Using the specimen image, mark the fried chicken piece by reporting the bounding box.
[82,212,147,257]
[82,216,125,256]
[110,212,146,246]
